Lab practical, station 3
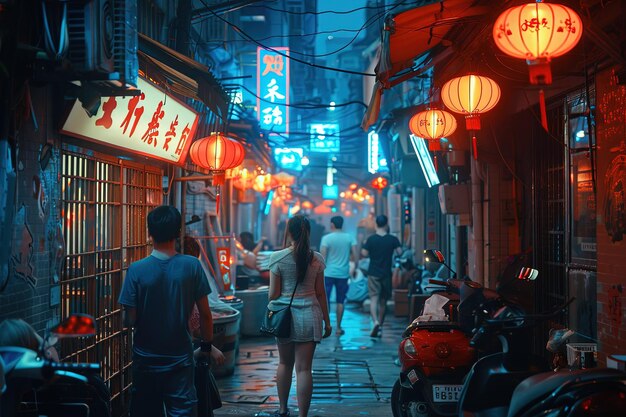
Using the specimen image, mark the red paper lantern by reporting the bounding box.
[441,74,500,159]
[371,176,388,190]
[409,108,457,151]
[493,2,583,85]
[189,133,245,171]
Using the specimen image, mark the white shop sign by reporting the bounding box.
[61,78,199,165]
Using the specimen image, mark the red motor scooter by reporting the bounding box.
[391,250,505,417]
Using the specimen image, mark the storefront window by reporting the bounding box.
[61,150,162,413]
[568,93,596,266]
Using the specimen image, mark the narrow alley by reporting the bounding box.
[215,301,404,417]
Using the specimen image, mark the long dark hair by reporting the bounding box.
[285,215,313,283]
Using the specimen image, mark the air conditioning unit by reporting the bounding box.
[438,183,470,215]
[66,0,138,87]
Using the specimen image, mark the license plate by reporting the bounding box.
[432,385,463,402]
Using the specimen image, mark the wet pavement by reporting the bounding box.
[214,301,407,417]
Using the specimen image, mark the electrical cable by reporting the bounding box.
[233,82,368,109]
[489,124,527,188]
[217,0,406,60]
[255,1,415,16]
[195,1,377,76]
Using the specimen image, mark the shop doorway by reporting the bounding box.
[60,150,162,415]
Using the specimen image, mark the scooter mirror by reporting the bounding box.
[423,249,445,264]
[516,267,539,281]
[50,314,96,338]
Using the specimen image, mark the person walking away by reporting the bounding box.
[267,214,332,417]
[361,214,402,337]
[119,205,225,417]
[320,216,357,335]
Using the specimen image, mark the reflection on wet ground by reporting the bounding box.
[214,301,406,416]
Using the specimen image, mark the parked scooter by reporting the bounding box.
[392,250,541,417]
[0,314,102,417]
[392,250,503,417]
[457,300,626,417]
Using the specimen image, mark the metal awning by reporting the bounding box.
[138,34,229,120]
[362,0,488,130]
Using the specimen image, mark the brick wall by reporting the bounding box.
[595,67,626,363]
[0,85,60,334]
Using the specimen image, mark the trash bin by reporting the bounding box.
[237,286,270,337]
[211,305,241,377]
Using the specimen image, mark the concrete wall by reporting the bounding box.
[0,85,60,334]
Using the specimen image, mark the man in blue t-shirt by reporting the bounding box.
[361,215,402,337]
[320,216,357,336]
[119,205,224,417]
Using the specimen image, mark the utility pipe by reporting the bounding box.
[470,157,485,285]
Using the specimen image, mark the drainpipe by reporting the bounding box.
[470,157,485,285]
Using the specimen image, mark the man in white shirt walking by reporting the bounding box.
[320,216,358,335]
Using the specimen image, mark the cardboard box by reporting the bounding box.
[393,289,409,317]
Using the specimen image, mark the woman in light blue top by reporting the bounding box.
[267,215,332,417]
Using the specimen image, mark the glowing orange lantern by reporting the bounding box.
[188,133,245,215]
[371,176,388,190]
[409,108,457,151]
[493,2,583,131]
[189,133,245,171]
[441,74,500,158]
[253,173,272,193]
[493,2,583,86]
[233,168,254,190]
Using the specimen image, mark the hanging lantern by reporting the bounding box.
[409,108,457,151]
[188,133,245,216]
[441,74,500,159]
[189,133,245,171]
[493,2,583,86]
[233,167,255,190]
[253,173,272,193]
[371,176,388,190]
[493,2,583,131]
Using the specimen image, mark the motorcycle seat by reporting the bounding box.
[507,368,626,417]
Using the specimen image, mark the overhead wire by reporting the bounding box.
[194,0,401,75]
[233,82,368,109]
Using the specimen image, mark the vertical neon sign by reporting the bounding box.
[257,47,290,137]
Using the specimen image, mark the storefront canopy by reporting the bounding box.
[362,0,489,130]
[138,34,229,120]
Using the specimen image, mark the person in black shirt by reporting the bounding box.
[361,215,402,337]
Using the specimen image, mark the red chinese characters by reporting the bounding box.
[163,115,178,152]
[120,93,146,137]
[142,100,165,147]
[175,123,191,156]
[96,97,117,129]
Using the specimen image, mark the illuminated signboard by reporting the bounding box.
[61,78,199,165]
[274,147,303,171]
[257,47,290,136]
[368,131,380,173]
[409,135,440,188]
[310,123,340,153]
[322,184,339,199]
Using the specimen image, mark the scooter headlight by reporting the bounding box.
[403,339,417,356]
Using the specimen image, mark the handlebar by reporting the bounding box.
[46,361,100,372]
[469,298,575,347]
[429,279,448,287]
[42,360,100,381]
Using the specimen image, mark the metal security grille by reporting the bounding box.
[532,104,568,355]
[60,150,162,415]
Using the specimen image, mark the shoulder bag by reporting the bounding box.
[260,280,299,338]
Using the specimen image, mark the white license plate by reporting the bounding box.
[432,385,463,402]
